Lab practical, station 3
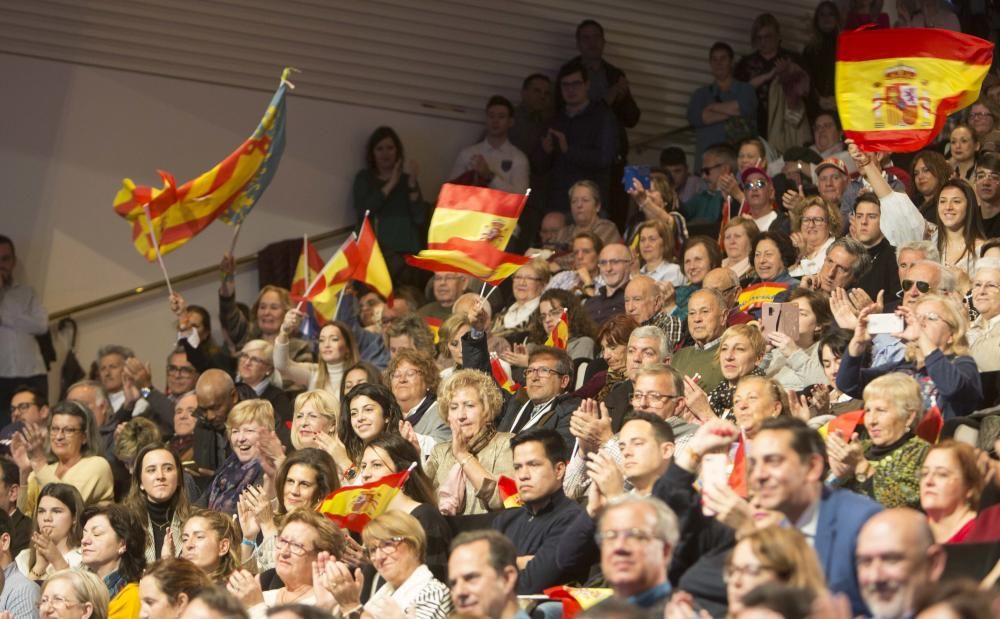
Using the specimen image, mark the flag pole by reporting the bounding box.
[295,233,310,313]
[142,204,174,297]
[228,222,243,257]
[334,289,345,320]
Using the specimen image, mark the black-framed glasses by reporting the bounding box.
[631,391,680,405]
[166,364,197,376]
[275,536,315,557]
[901,279,931,294]
[524,366,566,378]
[364,536,406,559]
[9,402,35,414]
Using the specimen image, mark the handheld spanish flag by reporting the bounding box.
[305,236,361,323]
[728,431,748,497]
[114,68,292,261]
[353,215,394,302]
[916,399,943,444]
[290,235,326,302]
[545,309,569,349]
[836,28,993,152]
[498,475,523,509]
[543,587,614,619]
[406,238,530,285]
[490,353,520,394]
[423,316,442,345]
[316,465,413,533]
[818,409,865,441]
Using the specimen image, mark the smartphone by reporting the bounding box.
[761,302,799,340]
[622,165,651,190]
[700,453,729,516]
[868,312,904,335]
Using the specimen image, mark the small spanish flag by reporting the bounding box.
[290,236,326,302]
[498,475,523,509]
[818,409,865,441]
[836,28,993,152]
[423,316,442,345]
[737,282,792,313]
[545,309,569,350]
[354,215,393,302]
[490,354,520,394]
[728,431,748,497]
[916,400,943,444]
[307,236,361,323]
[544,587,614,619]
[316,468,411,533]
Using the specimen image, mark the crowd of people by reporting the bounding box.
[2,6,1000,619]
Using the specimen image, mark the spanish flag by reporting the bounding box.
[308,236,360,323]
[728,432,747,498]
[290,236,326,302]
[406,238,530,285]
[498,475,523,509]
[424,316,442,345]
[316,468,411,533]
[354,216,393,302]
[737,282,791,313]
[544,587,614,619]
[818,409,865,441]
[114,68,291,261]
[545,309,569,350]
[836,28,993,152]
[490,354,520,394]
[916,399,943,444]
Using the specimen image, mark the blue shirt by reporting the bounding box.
[687,80,757,170]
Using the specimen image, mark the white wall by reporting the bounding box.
[0,53,481,391]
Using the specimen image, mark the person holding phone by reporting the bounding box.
[764,288,833,391]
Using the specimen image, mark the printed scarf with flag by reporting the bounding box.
[498,475,523,509]
[114,68,292,261]
[545,309,569,349]
[835,28,993,152]
[490,353,520,394]
[316,468,411,533]
[406,183,530,284]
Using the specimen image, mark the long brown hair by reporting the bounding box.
[315,321,359,391]
[182,510,242,584]
[125,444,192,525]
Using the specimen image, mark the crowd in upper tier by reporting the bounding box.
[2,5,1000,619]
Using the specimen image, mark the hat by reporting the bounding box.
[740,166,771,184]
[815,157,848,176]
[783,146,823,166]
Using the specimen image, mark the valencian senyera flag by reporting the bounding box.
[406,184,530,284]
[316,467,411,533]
[835,28,993,152]
[113,68,293,261]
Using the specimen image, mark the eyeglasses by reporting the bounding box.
[916,311,943,326]
[166,365,197,376]
[631,391,680,405]
[970,112,994,119]
[524,366,565,378]
[9,402,35,414]
[976,171,1000,183]
[901,279,931,294]
[238,353,270,368]
[275,536,315,557]
[541,308,566,320]
[364,536,406,559]
[800,216,827,226]
[743,179,768,190]
[597,258,631,267]
[37,595,81,610]
[723,563,771,581]
[390,369,420,382]
[50,426,83,437]
[434,274,465,282]
[594,528,661,545]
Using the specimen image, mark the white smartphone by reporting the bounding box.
[868,313,904,335]
[700,453,729,516]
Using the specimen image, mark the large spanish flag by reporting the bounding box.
[114,68,291,261]
[836,28,993,152]
[406,238,530,285]
[316,468,410,533]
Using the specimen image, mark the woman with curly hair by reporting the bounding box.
[80,504,148,619]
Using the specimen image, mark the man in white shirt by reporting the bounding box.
[0,236,48,429]
[448,96,529,194]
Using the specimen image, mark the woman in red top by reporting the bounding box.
[920,440,984,543]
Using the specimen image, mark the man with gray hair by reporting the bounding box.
[96,344,134,414]
[624,276,683,351]
[672,288,728,393]
[804,236,872,294]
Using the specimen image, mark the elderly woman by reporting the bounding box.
[731,375,790,439]
[424,369,514,515]
[322,512,453,619]
[920,440,984,543]
[575,315,638,402]
[722,217,760,283]
[169,392,198,472]
[138,557,211,619]
[764,288,833,391]
[339,383,405,484]
[636,219,684,286]
[80,504,148,619]
[738,231,800,316]
[932,179,986,273]
[788,197,841,278]
[16,483,85,580]
[910,150,953,220]
[180,510,242,585]
[674,236,723,320]
[685,325,766,423]
[236,339,292,432]
[205,400,273,515]
[39,568,109,619]
[17,400,113,514]
[493,259,550,342]
[228,510,345,618]
[385,349,449,446]
[276,313,359,397]
[554,180,624,249]
[827,373,930,508]
[838,294,983,420]
[125,445,190,562]
[546,231,605,294]
[290,390,349,472]
[969,257,1000,371]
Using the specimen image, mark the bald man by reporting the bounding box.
[624,275,683,351]
[584,244,632,326]
[702,268,753,326]
[856,509,945,619]
[193,369,237,479]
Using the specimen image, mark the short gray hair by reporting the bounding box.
[896,240,940,263]
[975,257,1000,274]
[96,344,134,361]
[911,260,957,293]
[634,363,683,396]
[600,495,679,548]
[828,237,872,282]
[629,325,669,362]
[67,379,111,411]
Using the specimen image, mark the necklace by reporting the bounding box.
[279,585,312,605]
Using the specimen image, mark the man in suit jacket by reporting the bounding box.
[750,417,882,616]
[496,347,579,448]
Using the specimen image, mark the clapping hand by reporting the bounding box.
[826,432,864,480]
[585,450,625,499]
[226,569,265,607]
[500,343,529,368]
[569,399,612,454]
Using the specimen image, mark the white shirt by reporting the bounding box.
[878,191,926,248]
[794,496,821,548]
[502,297,540,330]
[448,139,529,194]
[790,236,834,278]
[0,284,47,377]
[640,261,686,286]
[754,210,778,232]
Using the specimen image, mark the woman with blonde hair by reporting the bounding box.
[437,313,471,379]
[788,197,842,278]
[205,400,275,515]
[684,324,767,423]
[290,390,349,471]
[721,217,760,282]
[40,568,110,619]
[424,369,514,515]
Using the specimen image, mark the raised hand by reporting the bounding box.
[585,450,625,499]
[220,253,236,296]
[311,551,338,612]
[169,292,188,319]
[826,432,864,480]
[830,287,860,330]
[848,304,877,357]
[450,418,471,460]
[765,330,799,357]
[398,420,421,453]
[681,374,714,422]
[326,560,365,609]
[257,428,285,479]
[226,569,265,607]
[500,343,529,368]
[280,309,304,336]
[787,389,812,422]
[701,482,754,533]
